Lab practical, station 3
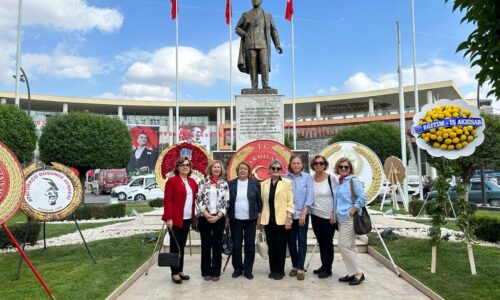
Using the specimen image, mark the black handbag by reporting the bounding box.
[158,227,181,267]
[350,179,372,235]
[222,228,233,256]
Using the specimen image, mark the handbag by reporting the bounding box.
[191,216,200,232]
[350,179,372,235]
[222,228,233,256]
[158,227,181,267]
[256,229,268,259]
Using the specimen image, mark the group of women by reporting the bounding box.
[161,154,367,285]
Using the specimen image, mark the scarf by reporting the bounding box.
[338,176,346,185]
[209,176,220,188]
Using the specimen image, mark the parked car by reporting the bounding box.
[427,181,500,207]
[92,168,128,195]
[127,183,164,201]
[111,174,157,201]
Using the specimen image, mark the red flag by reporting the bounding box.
[171,0,177,20]
[285,0,293,21]
[225,0,232,25]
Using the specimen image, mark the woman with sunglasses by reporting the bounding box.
[310,155,337,279]
[196,160,229,282]
[334,157,366,285]
[259,160,294,280]
[162,157,199,284]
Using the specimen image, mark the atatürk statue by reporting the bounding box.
[236,0,283,91]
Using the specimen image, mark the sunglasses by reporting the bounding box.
[339,165,350,170]
[179,163,191,167]
[312,161,325,166]
[270,167,282,171]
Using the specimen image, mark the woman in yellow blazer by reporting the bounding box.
[259,160,295,280]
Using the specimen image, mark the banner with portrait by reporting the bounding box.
[178,125,211,153]
[127,126,159,175]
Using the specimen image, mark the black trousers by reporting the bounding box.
[265,221,287,276]
[311,214,335,273]
[169,219,191,275]
[230,219,257,275]
[198,216,225,277]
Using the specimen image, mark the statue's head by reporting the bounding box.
[252,0,262,8]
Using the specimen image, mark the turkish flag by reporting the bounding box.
[285,0,293,21]
[171,0,177,20]
[225,0,232,25]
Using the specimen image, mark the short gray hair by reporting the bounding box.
[268,159,283,170]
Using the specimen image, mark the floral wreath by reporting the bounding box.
[155,142,211,191]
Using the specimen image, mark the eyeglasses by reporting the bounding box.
[270,167,282,171]
[179,163,190,167]
[312,161,325,166]
[339,165,350,170]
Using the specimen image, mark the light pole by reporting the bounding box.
[13,67,31,116]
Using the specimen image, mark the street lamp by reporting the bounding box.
[13,67,31,116]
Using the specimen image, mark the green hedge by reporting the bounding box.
[72,204,126,220]
[473,216,500,243]
[149,198,163,208]
[0,222,41,249]
[408,200,425,217]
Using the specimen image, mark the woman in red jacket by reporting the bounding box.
[162,157,198,284]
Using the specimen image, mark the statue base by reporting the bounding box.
[241,88,278,95]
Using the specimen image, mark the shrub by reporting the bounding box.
[0,104,37,163]
[149,198,164,208]
[89,206,107,219]
[408,200,425,216]
[473,216,500,243]
[426,200,476,217]
[0,221,41,249]
[105,204,126,218]
[73,205,92,220]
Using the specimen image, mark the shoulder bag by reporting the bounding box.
[256,229,268,259]
[158,227,181,267]
[350,178,372,235]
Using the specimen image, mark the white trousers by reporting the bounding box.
[338,217,362,275]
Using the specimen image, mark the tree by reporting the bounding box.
[39,112,132,184]
[329,122,410,164]
[447,0,500,99]
[0,104,36,163]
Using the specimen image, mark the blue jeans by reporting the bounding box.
[287,215,309,270]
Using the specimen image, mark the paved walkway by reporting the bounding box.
[117,253,428,300]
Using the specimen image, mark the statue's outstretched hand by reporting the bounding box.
[276,46,283,54]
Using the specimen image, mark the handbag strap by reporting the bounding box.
[327,175,334,199]
[165,227,181,252]
[350,178,356,206]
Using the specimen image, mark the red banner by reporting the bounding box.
[171,0,177,20]
[285,0,293,21]
[225,0,232,25]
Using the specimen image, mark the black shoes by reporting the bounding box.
[318,271,332,279]
[268,273,275,279]
[274,273,285,280]
[171,275,182,284]
[232,270,243,278]
[244,273,254,280]
[338,274,355,282]
[313,268,323,275]
[349,273,365,285]
[179,274,190,280]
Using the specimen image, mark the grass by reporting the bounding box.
[369,204,409,215]
[370,233,500,300]
[0,234,156,300]
[125,202,155,215]
[39,221,127,240]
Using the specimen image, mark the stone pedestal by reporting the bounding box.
[236,93,284,149]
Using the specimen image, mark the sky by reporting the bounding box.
[0,0,492,103]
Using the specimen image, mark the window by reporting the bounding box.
[130,178,144,187]
[470,183,481,191]
[145,177,156,186]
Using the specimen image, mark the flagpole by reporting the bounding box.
[175,1,179,143]
[229,3,234,150]
[14,0,23,107]
[397,20,409,204]
[291,10,297,150]
[411,0,423,200]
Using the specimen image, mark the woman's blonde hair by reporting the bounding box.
[206,159,226,177]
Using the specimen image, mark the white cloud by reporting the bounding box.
[0,0,123,84]
[109,40,247,100]
[338,59,488,99]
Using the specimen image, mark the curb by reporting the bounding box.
[105,253,158,300]
[367,246,444,300]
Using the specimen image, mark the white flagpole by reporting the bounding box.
[397,21,409,203]
[175,1,180,143]
[229,4,234,150]
[14,0,23,107]
[411,0,423,200]
[291,15,297,150]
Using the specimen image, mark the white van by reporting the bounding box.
[111,174,157,201]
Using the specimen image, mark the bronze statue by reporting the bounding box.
[236,0,283,91]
